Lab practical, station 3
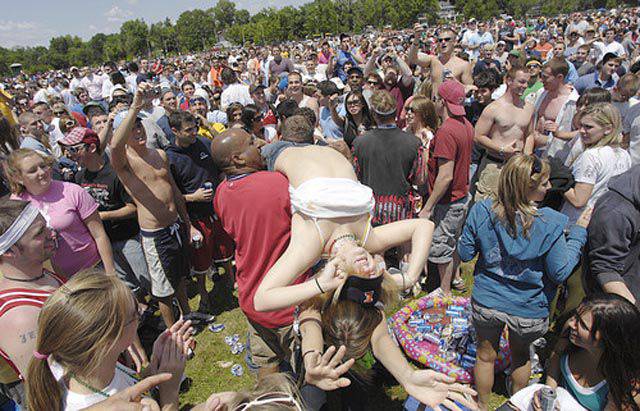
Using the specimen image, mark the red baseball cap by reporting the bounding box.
[58,127,100,147]
[438,80,466,117]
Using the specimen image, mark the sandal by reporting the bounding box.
[451,277,467,293]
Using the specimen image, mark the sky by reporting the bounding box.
[0,0,309,48]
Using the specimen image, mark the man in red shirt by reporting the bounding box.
[421,80,474,294]
[211,130,352,393]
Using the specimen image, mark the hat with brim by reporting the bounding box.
[438,80,466,117]
[113,110,148,130]
[58,127,99,147]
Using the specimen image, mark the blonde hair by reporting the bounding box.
[369,90,397,119]
[227,373,302,410]
[3,148,55,195]
[492,155,550,237]
[25,269,135,411]
[579,103,622,149]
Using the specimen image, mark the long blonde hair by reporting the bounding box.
[579,102,622,149]
[3,148,55,195]
[492,155,550,238]
[25,269,135,411]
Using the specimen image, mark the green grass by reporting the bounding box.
[179,261,509,410]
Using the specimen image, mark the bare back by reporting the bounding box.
[118,147,178,230]
[275,145,358,188]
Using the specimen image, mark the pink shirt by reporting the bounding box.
[13,181,100,277]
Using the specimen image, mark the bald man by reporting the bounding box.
[211,128,305,380]
[212,130,350,397]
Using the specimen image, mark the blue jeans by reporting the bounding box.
[112,235,151,294]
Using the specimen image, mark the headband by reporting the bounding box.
[338,275,384,307]
[0,204,40,255]
[371,106,396,116]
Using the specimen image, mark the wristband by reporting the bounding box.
[315,277,325,294]
[302,349,319,359]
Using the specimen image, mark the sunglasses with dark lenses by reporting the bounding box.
[65,144,86,154]
[53,110,66,116]
[439,37,453,43]
[346,99,361,106]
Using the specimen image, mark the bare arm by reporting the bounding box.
[602,281,637,305]
[461,61,474,85]
[110,84,150,172]
[253,214,327,312]
[329,95,346,128]
[474,105,502,153]
[563,182,594,208]
[363,52,380,78]
[99,203,136,222]
[98,113,116,153]
[84,210,116,275]
[365,218,434,289]
[394,54,414,88]
[421,159,454,216]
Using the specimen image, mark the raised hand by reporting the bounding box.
[305,345,355,391]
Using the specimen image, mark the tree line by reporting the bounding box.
[0,0,632,76]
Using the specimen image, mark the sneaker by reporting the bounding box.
[183,311,216,324]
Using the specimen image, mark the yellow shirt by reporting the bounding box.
[0,89,16,126]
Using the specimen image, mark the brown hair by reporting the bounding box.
[3,148,55,195]
[408,96,438,131]
[0,115,20,156]
[281,115,314,143]
[25,269,135,411]
[369,90,397,123]
[544,57,569,78]
[617,73,640,98]
[0,198,30,237]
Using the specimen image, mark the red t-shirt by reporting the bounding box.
[427,116,474,204]
[214,171,304,328]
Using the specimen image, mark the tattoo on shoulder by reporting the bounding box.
[19,331,37,344]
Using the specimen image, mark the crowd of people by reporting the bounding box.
[1,5,640,411]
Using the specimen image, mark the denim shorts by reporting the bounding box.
[471,301,548,344]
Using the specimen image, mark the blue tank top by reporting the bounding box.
[560,353,609,411]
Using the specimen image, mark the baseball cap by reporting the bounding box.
[112,110,148,130]
[82,101,107,116]
[438,80,466,117]
[58,127,99,147]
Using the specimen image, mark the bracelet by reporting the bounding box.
[315,277,325,294]
[302,349,319,359]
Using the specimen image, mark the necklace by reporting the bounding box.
[3,272,46,282]
[70,364,138,398]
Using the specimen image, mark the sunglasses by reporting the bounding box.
[346,99,361,106]
[438,37,453,43]
[528,64,541,69]
[53,110,66,116]
[368,80,379,85]
[65,144,86,154]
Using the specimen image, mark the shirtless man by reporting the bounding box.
[0,199,61,405]
[110,83,193,328]
[533,58,578,162]
[408,26,445,97]
[436,28,474,85]
[474,64,535,201]
[285,71,319,120]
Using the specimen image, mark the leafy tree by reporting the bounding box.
[211,0,237,28]
[175,9,216,52]
[120,19,150,58]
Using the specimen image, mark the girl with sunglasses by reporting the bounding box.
[458,155,592,410]
[329,90,373,148]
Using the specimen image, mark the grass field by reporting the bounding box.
[178,261,510,410]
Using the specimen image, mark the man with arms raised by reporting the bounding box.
[0,199,62,406]
[110,83,194,328]
[436,28,473,85]
[474,64,535,200]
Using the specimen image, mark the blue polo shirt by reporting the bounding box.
[574,71,618,94]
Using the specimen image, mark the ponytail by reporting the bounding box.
[26,351,64,411]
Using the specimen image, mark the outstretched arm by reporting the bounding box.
[365,218,434,290]
[110,83,151,172]
[371,319,477,409]
[254,214,338,312]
